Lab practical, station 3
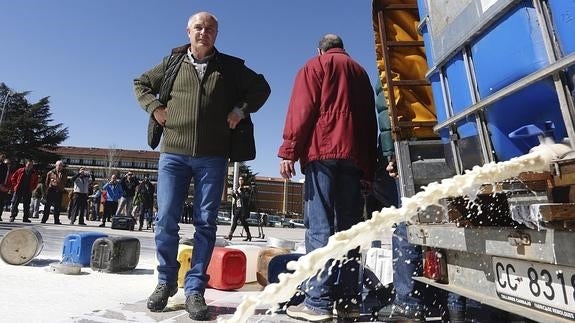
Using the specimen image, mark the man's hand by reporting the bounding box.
[153,106,168,126]
[227,110,242,129]
[386,156,398,178]
[280,159,296,179]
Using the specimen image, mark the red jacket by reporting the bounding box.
[10,167,39,193]
[278,48,377,181]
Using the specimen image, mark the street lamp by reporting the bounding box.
[0,90,13,128]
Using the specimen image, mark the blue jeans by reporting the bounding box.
[447,293,506,322]
[154,153,227,296]
[392,222,425,309]
[302,160,363,312]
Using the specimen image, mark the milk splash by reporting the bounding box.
[220,145,563,323]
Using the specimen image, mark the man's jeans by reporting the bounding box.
[155,153,226,296]
[116,196,133,217]
[30,197,42,218]
[302,159,363,312]
[392,222,425,309]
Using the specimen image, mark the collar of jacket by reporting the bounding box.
[323,48,348,56]
[171,44,229,64]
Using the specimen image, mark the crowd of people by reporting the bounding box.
[0,154,156,231]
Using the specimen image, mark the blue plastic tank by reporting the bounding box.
[471,0,549,98]
[547,0,575,56]
[62,232,108,266]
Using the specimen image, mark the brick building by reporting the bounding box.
[54,146,303,216]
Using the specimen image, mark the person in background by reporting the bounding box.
[181,200,193,224]
[225,176,252,241]
[133,11,270,320]
[30,174,46,219]
[99,174,123,227]
[278,34,377,322]
[42,160,67,225]
[69,167,94,225]
[256,212,266,239]
[9,159,39,223]
[370,76,428,321]
[0,155,13,221]
[116,171,139,217]
[136,174,155,231]
[131,182,142,223]
[364,81,399,220]
[100,188,107,219]
[89,184,102,221]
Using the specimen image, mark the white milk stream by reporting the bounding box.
[220,143,569,323]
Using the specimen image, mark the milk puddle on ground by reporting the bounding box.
[220,143,568,323]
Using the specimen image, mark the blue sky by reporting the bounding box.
[0,0,378,178]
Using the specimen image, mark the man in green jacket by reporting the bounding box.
[133,11,270,321]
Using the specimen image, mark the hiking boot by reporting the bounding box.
[377,303,423,322]
[286,303,333,322]
[146,282,178,312]
[185,293,210,320]
[333,301,361,319]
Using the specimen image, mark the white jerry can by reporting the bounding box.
[364,247,393,286]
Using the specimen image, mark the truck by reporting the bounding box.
[372,0,575,322]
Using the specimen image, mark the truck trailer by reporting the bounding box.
[373,0,575,322]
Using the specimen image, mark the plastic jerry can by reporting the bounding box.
[206,246,246,290]
[267,253,304,284]
[225,244,262,283]
[256,246,291,286]
[62,232,108,266]
[177,244,193,288]
[0,227,44,265]
[364,247,393,286]
[90,236,140,273]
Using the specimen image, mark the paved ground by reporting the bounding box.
[0,211,393,323]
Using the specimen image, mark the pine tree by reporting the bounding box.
[0,83,68,171]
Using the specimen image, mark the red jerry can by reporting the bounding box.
[206,246,246,290]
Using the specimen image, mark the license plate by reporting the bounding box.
[493,257,575,321]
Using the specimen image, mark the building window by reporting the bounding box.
[133,161,146,168]
[120,161,132,167]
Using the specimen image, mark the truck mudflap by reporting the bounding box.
[408,224,575,322]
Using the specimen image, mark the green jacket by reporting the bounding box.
[134,46,271,157]
[375,80,394,157]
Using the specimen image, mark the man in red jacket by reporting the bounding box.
[9,159,39,223]
[0,154,13,221]
[278,34,377,322]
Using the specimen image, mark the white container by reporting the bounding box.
[225,244,262,283]
[0,227,44,265]
[364,247,393,286]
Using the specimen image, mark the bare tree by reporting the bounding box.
[104,145,120,179]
